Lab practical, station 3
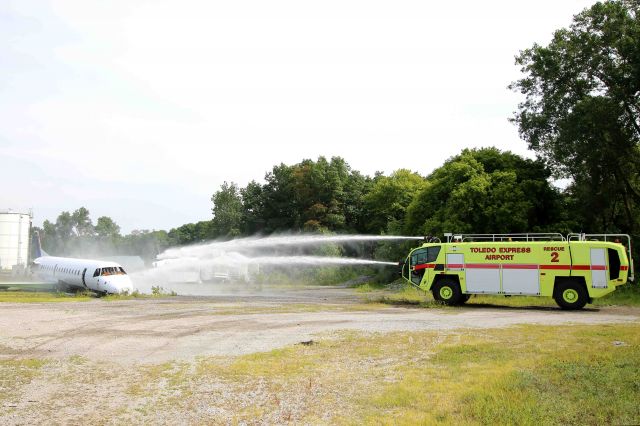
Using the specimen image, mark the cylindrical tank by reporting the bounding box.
[0,210,32,271]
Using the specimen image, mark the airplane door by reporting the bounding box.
[591,248,607,288]
[81,268,87,288]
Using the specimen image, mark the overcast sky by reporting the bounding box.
[1,0,595,233]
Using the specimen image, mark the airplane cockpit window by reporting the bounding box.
[99,267,126,276]
[93,268,100,277]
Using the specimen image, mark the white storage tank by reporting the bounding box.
[0,210,32,271]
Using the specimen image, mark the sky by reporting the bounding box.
[1,0,595,233]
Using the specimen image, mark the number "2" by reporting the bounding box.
[551,252,559,262]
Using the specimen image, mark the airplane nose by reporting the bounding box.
[106,277,134,294]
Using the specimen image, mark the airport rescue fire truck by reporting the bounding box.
[400,233,634,309]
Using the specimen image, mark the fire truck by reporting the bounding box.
[400,233,634,309]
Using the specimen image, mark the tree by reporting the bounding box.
[510,0,640,233]
[404,148,568,235]
[95,216,121,238]
[241,180,265,234]
[211,182,243,237]
[236,157,370,234]
[362,169,427,234]
[260,164,300,232]
[71,207,95,236]
[40,220,57,254]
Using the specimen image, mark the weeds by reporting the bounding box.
[366,281,640,309]
[0,359,47,404]
[0,291,91,303]
[3,325,639,424]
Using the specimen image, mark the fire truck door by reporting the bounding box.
[410,246,441,286]
[590,248,608,288]
[410,248,428,285]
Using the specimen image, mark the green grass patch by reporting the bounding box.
[593,284,640,306]
[23,323,639,424]
[198,346,320,379]
[0,291,91,303]
[362,284,446,308]
[195,324,640,423]
[358,324,640,425]
[103,286,177,301]
[0,358,47,403]
[367,281,640,309]
[354,282,387,293]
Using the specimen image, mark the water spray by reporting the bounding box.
[134,234,418,293]
[158,234,422,260]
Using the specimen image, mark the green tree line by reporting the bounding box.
[34,148,571,262]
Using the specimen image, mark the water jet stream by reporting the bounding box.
[158,234,421,260]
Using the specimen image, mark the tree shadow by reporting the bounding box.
[461,302,600,312]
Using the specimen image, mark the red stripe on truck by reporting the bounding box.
[414,264,435,271]
[465,264,499,269]
[569,265,590,271]
[621,265,629,271]
[539,264,571,270]
[441,264,611,271]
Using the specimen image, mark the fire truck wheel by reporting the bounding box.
[554,281,588,310]
[433,279,462,305]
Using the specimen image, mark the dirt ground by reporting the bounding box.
[1,287,639,425]
[1,286,638,364]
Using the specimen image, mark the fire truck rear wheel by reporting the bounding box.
[433,279,462,305]
[554,281,588,310]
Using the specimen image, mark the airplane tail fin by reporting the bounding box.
[32,231,48,258]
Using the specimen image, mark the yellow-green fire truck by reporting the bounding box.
[400,233,634,309]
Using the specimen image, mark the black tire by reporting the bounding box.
[432,279,463,306]
[554,280,588,310]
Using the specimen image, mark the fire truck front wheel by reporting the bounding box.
[554,280,588,310]
[433,279,462,305]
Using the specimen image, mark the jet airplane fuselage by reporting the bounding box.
[33,256,134,294]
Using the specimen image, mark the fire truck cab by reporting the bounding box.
[400,233,633,309]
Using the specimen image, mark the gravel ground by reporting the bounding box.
[1,287,639,425]
[1,287,638,364]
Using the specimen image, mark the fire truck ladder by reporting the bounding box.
[568,233,634,281]
[444,232,566,243]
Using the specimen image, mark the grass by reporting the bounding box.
[0,291,92,303]
[0,358,47,404]
[3,324,639,424]
[131,324,640,424]
[0,287,178,303]
[364,325,640,425]
[359,281,640,309]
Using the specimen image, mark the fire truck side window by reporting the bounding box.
[411,247,441,266]
[427,246,441,263]
[411,249,428,266]
[608,248,620,280]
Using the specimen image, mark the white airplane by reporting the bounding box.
[31,232,134,294]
